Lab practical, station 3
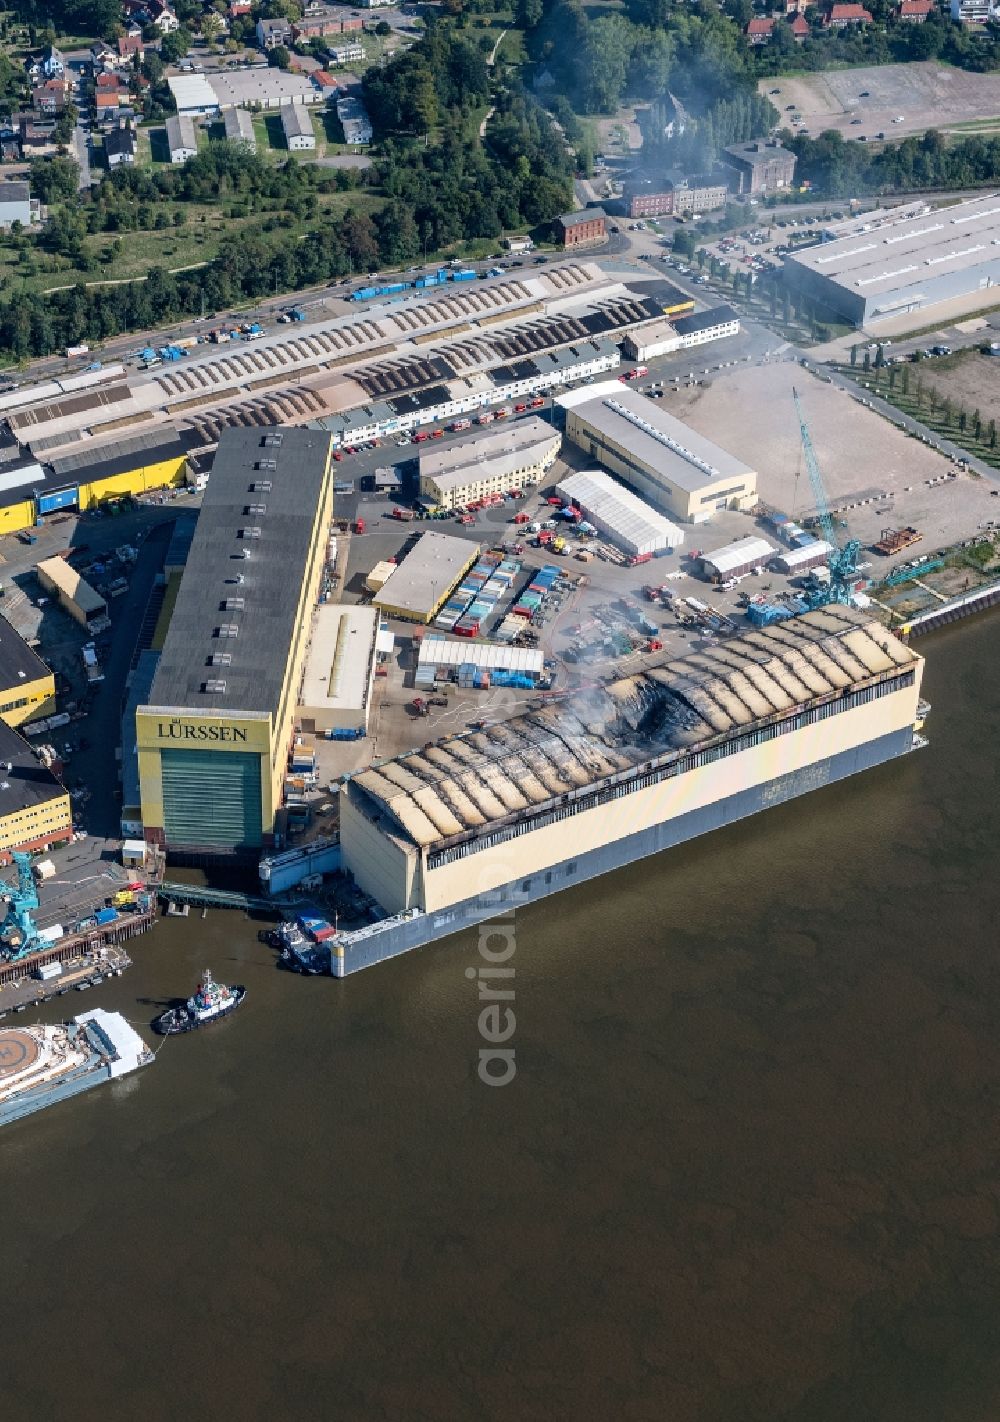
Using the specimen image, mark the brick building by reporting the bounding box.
[556,208,608,249]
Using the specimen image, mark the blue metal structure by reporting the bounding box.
[791,387,862,608]
[0,852,41,961]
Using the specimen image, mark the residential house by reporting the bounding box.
[328,43,365,64]
[17,114,56,152]
[785,0,810,12]
[165,113,198,162]
[746,16,775,41]
[149,1,180,32]
[826,2,873,23]
[90,41,122,75]
[41,46,66,80]
[257,17,293,48]
[790,13,811,37]
[32,81,68,114]
[105,119,137,167]
[118,34,146,61]
[898,0,934,16]
[229,0,253,15]
[950,0,999,19]
[0,181,33,228]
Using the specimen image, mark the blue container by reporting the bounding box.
[95,907,118,926]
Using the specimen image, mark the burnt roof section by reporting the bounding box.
[348,607,918,852]
[146,426,331,717]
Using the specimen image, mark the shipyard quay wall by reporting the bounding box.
[337,608,924,959]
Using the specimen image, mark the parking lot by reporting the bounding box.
[760,61,1000,143]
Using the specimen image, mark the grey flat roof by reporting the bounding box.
[165,113,197,151]
[0,611,51,695]
[673,304,738,336]
[223,106,255,143]
[419,416,558,492]
[147,426,331,716]
[724,139,792,166]
[0,180,30,204]
[560,208,607,227]
[373,532,478,616]
[0,719,67,817]
[280,103,314,139]
[787,192,1000,299]
[559,381,753,495]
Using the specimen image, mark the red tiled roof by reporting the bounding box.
[900,0,933,12]
[791,13,810,30]
[95,91,122,107]
[96,73,124,89]
[829,2,873,16]
[747,17,775,32]
[313,70,338,87]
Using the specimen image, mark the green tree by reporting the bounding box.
[268,45,292,71]
[973,407,982,441]
[850,343,857,367]
[160,27,193,64]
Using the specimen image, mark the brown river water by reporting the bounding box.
[2,616,999,1422]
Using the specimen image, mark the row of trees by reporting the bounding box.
[0,206,390,361]
[787,127,1000,196]
[644,91,778,176]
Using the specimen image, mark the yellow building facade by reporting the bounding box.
[137,428,333,855]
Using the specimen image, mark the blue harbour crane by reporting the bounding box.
[791,386,862,608]
[0,851,41,961]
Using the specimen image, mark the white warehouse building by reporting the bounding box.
[417,639,545,680]
[556,469,684,557]
[699,535,776,581]
[784,193,1000,328]
[558,381,758,524]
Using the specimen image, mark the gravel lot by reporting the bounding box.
[665,362,1000,555]
[760,61,1000,142]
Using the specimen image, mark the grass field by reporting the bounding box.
[0,190,385,295]
[843,350,1000,469]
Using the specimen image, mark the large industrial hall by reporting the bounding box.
[336,607,924,969]
[136,426,334,855]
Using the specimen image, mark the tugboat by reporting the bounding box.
[152,969,246,1035]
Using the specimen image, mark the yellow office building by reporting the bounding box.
[137,427,333,855]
